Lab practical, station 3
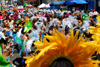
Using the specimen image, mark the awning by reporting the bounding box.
[66,1,74,6]
[50,6,60,10]
[46,4,50,8]
[50,1,65,5]
[66,0,88,6]
[38,3,46,8]
[71,0,88,4]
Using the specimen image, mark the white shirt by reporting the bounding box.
[17,28,23,38]
[89,12,93,17]
[35,22,44,33]
[26,38,35,56]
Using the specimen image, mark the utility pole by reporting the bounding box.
[38,0,40,5]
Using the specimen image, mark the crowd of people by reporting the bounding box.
[0,7,99,67]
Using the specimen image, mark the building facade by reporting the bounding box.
[11,0,100,11]
[0,0,5,5]
[40,0,99,11]
[85,0,100,11]
[85,0,96,10]
[41,0,71,4]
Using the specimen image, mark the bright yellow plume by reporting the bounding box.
[96,15,100,26]
[88,26,100,54]
[24,30,100,67]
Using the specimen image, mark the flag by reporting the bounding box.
[23,2,27,8]
[24,20,33,32]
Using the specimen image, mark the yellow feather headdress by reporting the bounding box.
[88,26,100,54]
[96,15,100,26]
[24,30,100,67]
[88,15,100,54]
[25,18,30,21]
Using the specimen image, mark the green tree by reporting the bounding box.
[7,0,11,4]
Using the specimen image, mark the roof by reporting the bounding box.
[25,0,37,2]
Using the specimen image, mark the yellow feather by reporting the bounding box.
[24,30,100,67]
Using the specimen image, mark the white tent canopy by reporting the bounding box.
[38,3,46,8]
[38,3,50,8]
[46,4,50,8]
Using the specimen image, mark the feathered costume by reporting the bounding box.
[24,30,100,67]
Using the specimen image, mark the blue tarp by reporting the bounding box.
[50,1,65,5]
[66,1,74,6]
[66,0,88,5]
[50,6,60,10]
[71,0,88,4]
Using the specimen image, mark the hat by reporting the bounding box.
[92,9,95,12]
[76,8,79,10]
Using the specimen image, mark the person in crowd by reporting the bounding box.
[0,6,100,67]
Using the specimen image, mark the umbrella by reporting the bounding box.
[66,1,74,6]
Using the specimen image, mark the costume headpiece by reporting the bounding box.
[88,15,100,54]
[24,30,100,67]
